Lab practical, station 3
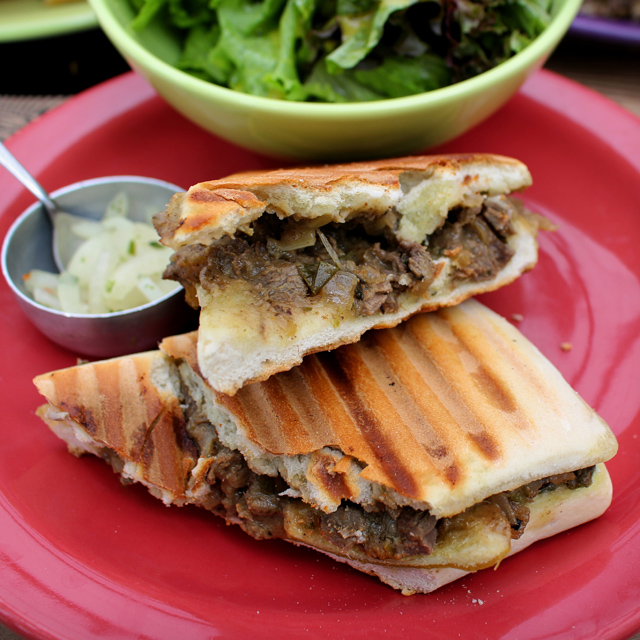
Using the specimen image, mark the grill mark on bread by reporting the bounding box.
[299,353,369,456]
[400,315,502,462]
[190,188,224,203]
[222,383,290,452]
[316,349,420,498]
[84,364,115,444]
[356,328,463,488]
[139,407,165,467]
[446,323,518,415]
[271,365,339,447]
[444,464,461,486]
[190,187,262,206]
[470,366,516,414]
[250,375,316,452]
[179,212,212,235]
[461,308,553,405]
[467,432,499,460]
[120,358,156,459]
[56,367,101,437]
[439,305,538,438]
[222,355,355,456]
[142,403,196,494]
[222,371,337,455]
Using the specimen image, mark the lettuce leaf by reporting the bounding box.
[326,0,421,72]
[131,0,553,102]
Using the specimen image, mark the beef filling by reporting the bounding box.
[483,467,595,540]
[164,196,519,316]
[180,394,595,560]
[428,197,516,284]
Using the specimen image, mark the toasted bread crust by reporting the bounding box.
[155,153,532,249]
[34,350,198,502]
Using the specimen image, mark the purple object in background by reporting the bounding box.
[570,15,640,44]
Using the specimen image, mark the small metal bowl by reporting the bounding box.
[1,176,198,358]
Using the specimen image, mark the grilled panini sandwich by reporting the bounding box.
[153,153,546,395]
[33,300,617,595]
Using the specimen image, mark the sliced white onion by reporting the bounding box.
[57,272,88,314]
[24,192,179,314]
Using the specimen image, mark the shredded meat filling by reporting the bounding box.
[320,503,438,559]
[164,196,520,316]
[178,389,595,560]
[429,198,516,284]
[484,467,596,540]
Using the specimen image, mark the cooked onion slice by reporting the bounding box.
[23,193,179,314]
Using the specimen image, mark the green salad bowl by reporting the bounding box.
[88,0,581,161]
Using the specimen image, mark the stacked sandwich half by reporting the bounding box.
[33,154,618,595]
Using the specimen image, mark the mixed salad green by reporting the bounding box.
[129,0,552,101]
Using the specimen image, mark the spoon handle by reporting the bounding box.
[0,141,59,222]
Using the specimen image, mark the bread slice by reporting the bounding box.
[153,153,545,394]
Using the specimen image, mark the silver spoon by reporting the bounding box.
[1,163,198,358]
[0,140,66,272]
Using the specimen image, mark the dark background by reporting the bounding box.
[1,28,130,95]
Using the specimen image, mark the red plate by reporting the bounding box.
[1,70,639,640]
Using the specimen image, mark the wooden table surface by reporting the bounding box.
[0,21,639,640]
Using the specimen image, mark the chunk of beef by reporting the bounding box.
[429,208,514,283]
[252,262,309,306]
[485,493,531,539]
[235,475,287,539]
[320,504,437,560]
[483,195,517,238]
[396,509,438,555]
[407,243,435,280]
[207,449,251,489]
[356,281,393,316]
